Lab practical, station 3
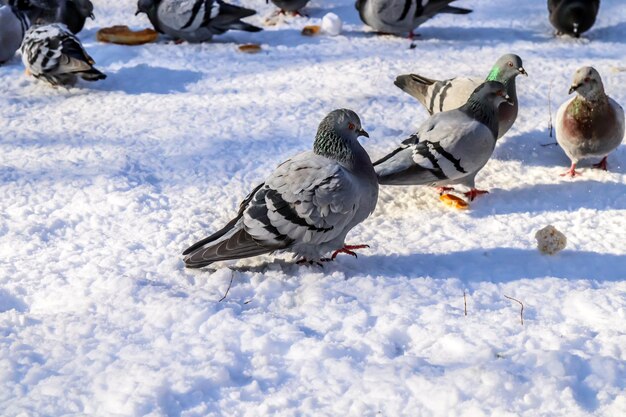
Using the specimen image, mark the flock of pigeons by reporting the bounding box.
[0,0,622,268]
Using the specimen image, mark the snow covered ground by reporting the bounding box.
[1,0,626,415]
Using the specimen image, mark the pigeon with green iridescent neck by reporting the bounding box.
[556,66,624,177]
[394,54,527,138]
[374,81,513,201]
[182,109,379,268]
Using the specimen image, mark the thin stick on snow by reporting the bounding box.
[463,291,467,316]
[548,80,554,138]
[504,294,524,325]
[219,271,235,302]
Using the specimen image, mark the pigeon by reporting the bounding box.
[548,0,600,38]
[136,0,262,43]
[394,54,527,139]
[355,0,471,38]
[182,109,379,268]
[555,66,624,177]
[0,5,29,63]
[6,0,94,34]
[267,0,309,15]
[374,81,512,201]
[21,23,106,86]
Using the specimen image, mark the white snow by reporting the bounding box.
[1,0,626,416]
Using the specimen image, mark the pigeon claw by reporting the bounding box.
[436,186,455,195]
[560,164,581,177]
[296,258,323,267]
[463,188,489,201]
[592,157,608,171]
[331,244,370,260]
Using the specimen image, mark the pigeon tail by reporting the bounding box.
[395,74,434,99]
[183,228,272,268]
[438,5,472,15]
[79,67,106,81]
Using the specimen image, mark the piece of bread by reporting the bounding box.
[97,26,158,46]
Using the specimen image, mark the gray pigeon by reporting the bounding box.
[21,23,106,86]
[6,0,94,34]
[548,0,600,38]
[556,66,624,177]
[355,0,471,37]
[374,81,512,201]
[394,54,527,138]
[183,109,379,268]
[136,0,262,43]
[0,5,29,63]
[268,0,309,15]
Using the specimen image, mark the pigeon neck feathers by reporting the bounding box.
[313,124,356,165]
[460,87,500,140]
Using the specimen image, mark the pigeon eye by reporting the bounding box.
[584,77,590,82]
[348,122,355,130]
[508,62,513,67]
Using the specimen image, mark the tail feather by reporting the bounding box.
[215,1,257,20]
[438,5,472,15]
[394,74,436,111]
[183,228,272,268]
[223,21,262,32]
[80,67,106,81]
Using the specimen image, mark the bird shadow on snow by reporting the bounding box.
[590,22,626,44]
[347,248,626,282]
[470,180,626,218]
[91,64,203,95]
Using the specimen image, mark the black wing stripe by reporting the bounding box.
[266,188,333,233]
[398,0,413,21]
[431,142,467,174]
[438,81,453,112]
[415,143,447,180]
[182,0,205,29]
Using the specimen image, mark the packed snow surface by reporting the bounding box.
[1,0,626,416]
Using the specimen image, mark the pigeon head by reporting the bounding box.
[313,109,369,162]
[560,2,596,37]
[136,0,158,15]
[569,66,604,99]
[72,0,94,19]
[487,54,527,84]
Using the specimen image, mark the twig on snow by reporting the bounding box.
[463,290,468,316]
[548,79,554,138]
[219,271,235,302]
[540,142,558,147]
[504,294,524,325]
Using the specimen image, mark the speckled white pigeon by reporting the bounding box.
[355,0,471,37]
[183,109,379,268]
[136,0,262,43]
[20,23,105,86]
[556,66,624,177]
[394,54,527,138]
[0,4,29,63]
[374,81,512,201]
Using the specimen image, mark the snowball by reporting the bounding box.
[535,225,567,255]
[321,13,342,36]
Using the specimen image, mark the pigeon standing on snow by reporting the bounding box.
[21,23,106,86]
[394,54,527,138]
[6,0,94,34]
[136,0,262,43]
[556,67,624,177]
[548,0,600,38]
[355,0,471,37]
[374,81,512,201]
[183,109,379,268]
[0,5,29,63]
[267,0,309,15]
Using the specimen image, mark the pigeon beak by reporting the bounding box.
[135,9,142,16]
[89,13,95,19]
[568,84,580,94]
[518,67,528,76]
[358,129,369,138]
